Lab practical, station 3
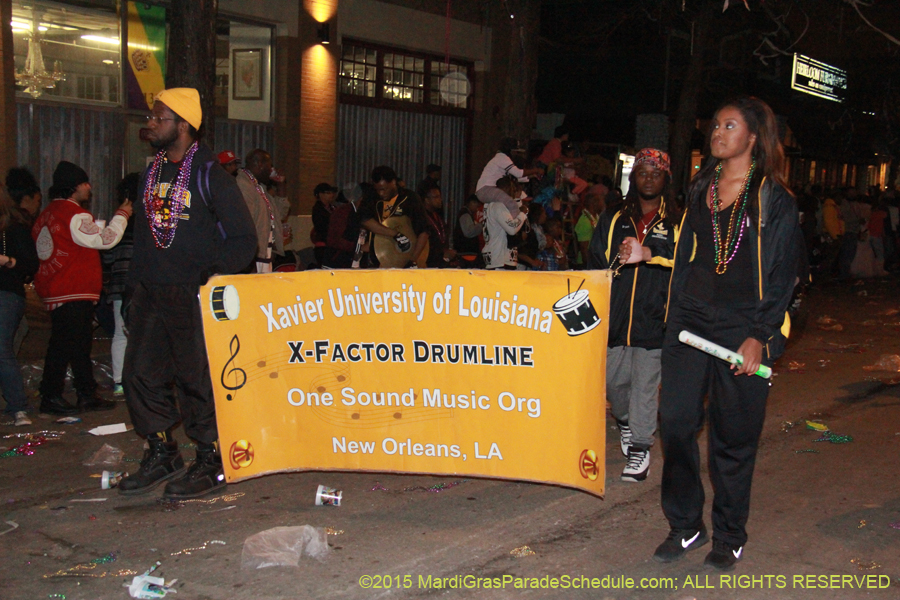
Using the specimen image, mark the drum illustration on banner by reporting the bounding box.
[552,283,601,336]
[210,285,240,321]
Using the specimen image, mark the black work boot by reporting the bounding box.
[77,391,117,412]
[163,443,226,499]
[39,396,79,416]
[119,434,185,496]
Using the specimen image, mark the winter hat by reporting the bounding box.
[52,161,89,190]
[154,88,202,130]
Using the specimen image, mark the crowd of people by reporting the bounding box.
[292,126,617,273]
[0,87,891,571]
[1,89,257,501]
[796,183,899,280]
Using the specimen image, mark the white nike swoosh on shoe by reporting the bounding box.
[681,531,700,548]
[733,547,743,559]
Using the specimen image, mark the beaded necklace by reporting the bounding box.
[709,159,756,275]
[242,168,276,239]
[143,142,199,249]
[425,210,446,245]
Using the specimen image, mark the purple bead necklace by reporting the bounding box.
[143,142,199,249]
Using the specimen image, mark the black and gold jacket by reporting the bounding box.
[588,201,678,349]
[667,177,801,361]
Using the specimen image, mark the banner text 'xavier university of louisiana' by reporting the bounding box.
[199,269,610,497]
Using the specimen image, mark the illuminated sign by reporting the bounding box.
[791,54,847,103]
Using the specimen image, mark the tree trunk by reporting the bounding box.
[669,5,714,198]
[502,0,540,145]
[167,0,218,148]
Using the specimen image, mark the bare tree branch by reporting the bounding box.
[752,1,809,64]
[843,0,900,46]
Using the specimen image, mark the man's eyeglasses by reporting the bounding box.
[145,115,175,124]
[635,170,664,180]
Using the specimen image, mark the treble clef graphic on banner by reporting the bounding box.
[221,334,247,400]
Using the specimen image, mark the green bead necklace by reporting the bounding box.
[709,159,756,275]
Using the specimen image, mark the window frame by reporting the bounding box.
[339,38,474,117]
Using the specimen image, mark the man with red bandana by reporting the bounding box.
[588,148,678,483]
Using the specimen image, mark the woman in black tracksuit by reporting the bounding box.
[653,98,801,570]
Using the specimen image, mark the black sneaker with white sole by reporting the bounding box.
[652,524,709,563]
[617,420,632,457]
[621,447,649,482]
[704,539,743,570]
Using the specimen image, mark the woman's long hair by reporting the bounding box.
[0,186,27,232]
[5,167,40,207]
[689,97,789,213]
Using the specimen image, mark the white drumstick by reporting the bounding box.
[678,330,773,379]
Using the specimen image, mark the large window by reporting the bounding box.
[340,45,377,98]
[340,41,472,113]
[12,0,121,104]
[383,52,424,103]
[11,1,273,122]
[430,61,470,108]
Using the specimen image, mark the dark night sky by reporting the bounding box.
[535,0,900,160]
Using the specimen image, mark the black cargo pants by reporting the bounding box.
[123,282,218,444]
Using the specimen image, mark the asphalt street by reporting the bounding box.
[1,277,899,600]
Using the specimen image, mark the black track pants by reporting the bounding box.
[123,283,218,444]
[659,293,771,547]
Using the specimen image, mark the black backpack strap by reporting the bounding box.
[139,164,152,202]
[196,160,227,240]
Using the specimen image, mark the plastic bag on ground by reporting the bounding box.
[20,363,43,394]
[83,443,124,467]
[241,525,329,568]
[862,354,900,372]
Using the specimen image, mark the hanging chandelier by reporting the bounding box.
[15,14,66,98]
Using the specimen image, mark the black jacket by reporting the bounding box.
[0,219,39,297]
[130,144,257,287]
[358,188,427,267]
[588,205,677,349]
[667,176,800,360]
[359,188,427,235]
[311,200,332,245]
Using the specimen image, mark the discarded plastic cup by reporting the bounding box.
[315,484,342,507]
[101,470,124,490]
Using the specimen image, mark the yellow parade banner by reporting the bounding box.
[199,269,611,497]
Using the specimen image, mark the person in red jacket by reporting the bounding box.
[32,161,131,415]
